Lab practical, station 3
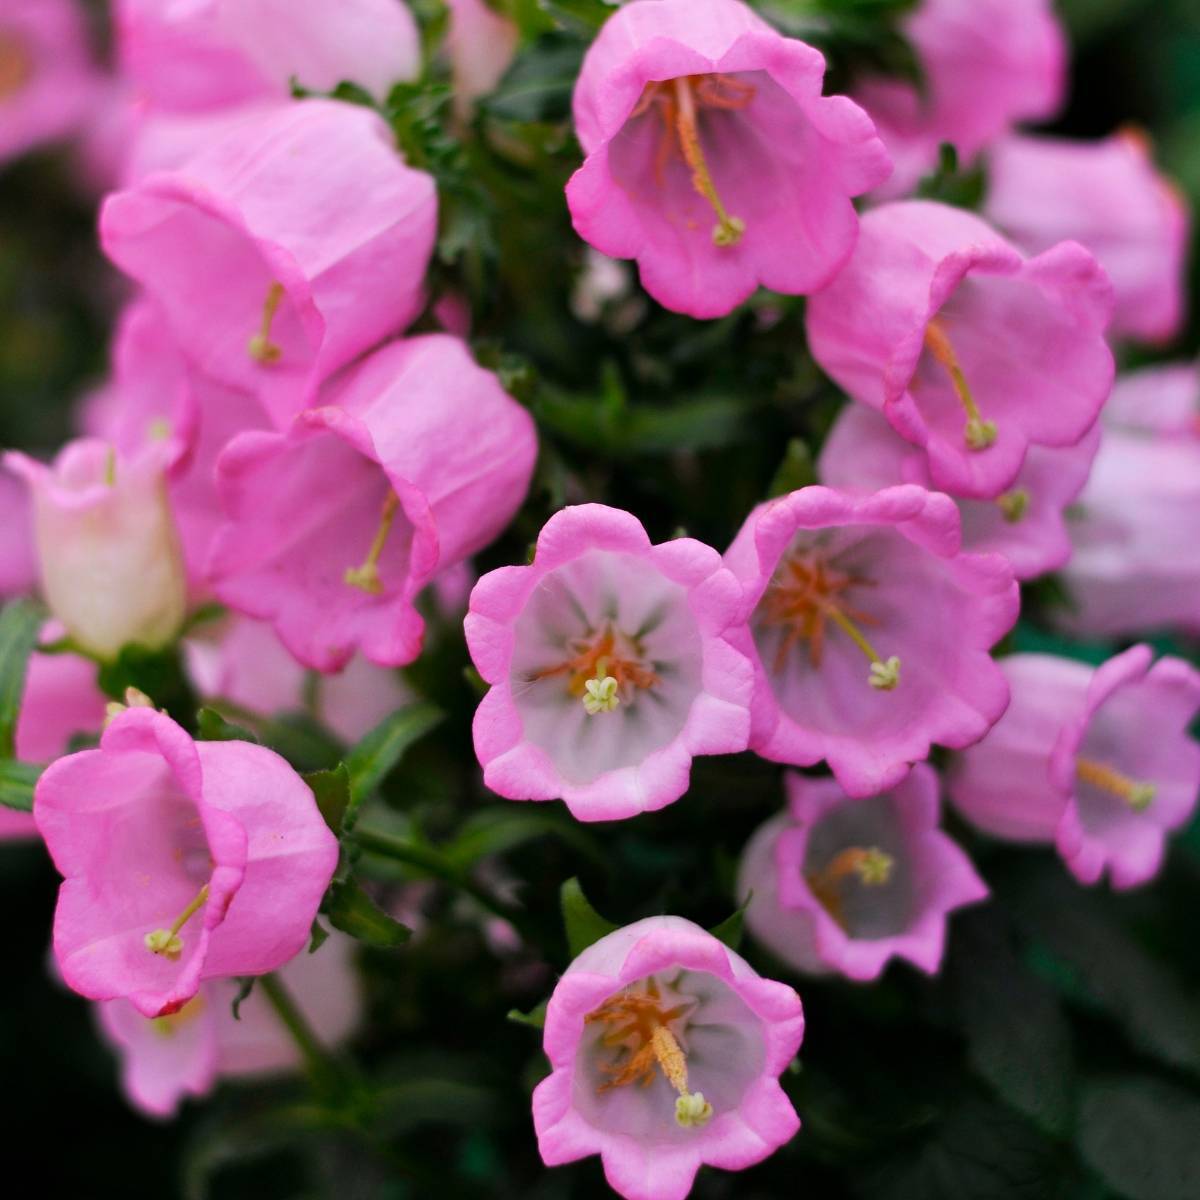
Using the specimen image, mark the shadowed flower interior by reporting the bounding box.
[0,30,32,99]
[510,549,702,784]
[574,968,765,1142]
[802,793,914,939]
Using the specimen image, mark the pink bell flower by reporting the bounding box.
[100,99,437,428]
[208,335,537,673]
[96,931,362,1119]
[819,404,1101,581]
[985,131,1191,345]
[533,916,804,1200]
[5,440,188,662]
[465,504,752,822]
[806,200,1114,499]
[445,0,519,115]
[0,0,102,165]
[565,0,891,319]
[855,0,1067,197]
[1059,364,1200,638]
[0,465,35,598]
[947,648,1200,890]
[35,706,339,1017]
[740,765,987,981]
[724,485,1018,798]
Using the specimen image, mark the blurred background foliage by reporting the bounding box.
[3,1,1200,1198]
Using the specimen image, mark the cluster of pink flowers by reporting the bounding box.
[2,0,1197,1196]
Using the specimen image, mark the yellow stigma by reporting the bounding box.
[825,607,901,691]
[582,661,620,716]
[345,492,400,595]
[145,883,210,960]
[248,281,286,365]
[997,488,1031,523]
[924,319,997,452]
[672,77,745,248]
[1076,758,1157,812]
[808,845,894,930]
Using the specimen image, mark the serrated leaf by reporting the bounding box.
[0,759,40,812]
[324,877,412,948]
[196,707,259,744]
[561,877,618,959]
[0,599,41,759]
[343,702,443,829]
[1077,1076,1200,1200]
[709,893,752,951]
[305,763,351,837]
[506,1000,548,1030]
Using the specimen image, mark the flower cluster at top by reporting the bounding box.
[0,1,1197,1198]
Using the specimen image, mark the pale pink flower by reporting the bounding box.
[36,706,339,1016]
[724,485,1018,798]
[0,465,35,598]
[947,648,1200,890]
[100,99,437,428]
[533,916,804,1200]
[740,766,987,981]
[445,0,519,114]
[985,131,1191,345]
[806,200,1114,499]
[566,0,891,318]
[465,504,752,822]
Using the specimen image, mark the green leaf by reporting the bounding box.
[479,40,582,123]
[344,703,444,829]
[304,763,351,837]
[506,1000,548,1030]
[444,807,606,873]
[0,759,40,812]
[709,893,752,951]
[767,438,816,498]
[560,877,618,959]
[0,599,41,759]
[96,643,197,725]
[308,918,330,954]
[324,877,412,948]
[1077,1076,1200,1200]
[535,0,615,36]
[195,707,259,744]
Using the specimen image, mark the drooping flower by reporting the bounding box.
[806,200,1114,499]
[35,706,339,1016]
[208,335,537,673]
[533,916,804,1200]
[0,0,102,165]
[465,504,752,822]
[445,0,519,116]
[984,131,1191,345]
[854,0,1067,197]
[819,403,1101,581]
[184,613,413,744]
[1059,365,1200,638]
[96,931,362,1119]
[724,485,1018,798]
[947,648,1200,890]
[100,99,437,427]
[565,0,891,319]
[5,440,188,662]
[740,765,987,981]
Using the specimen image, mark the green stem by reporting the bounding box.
[258,973,347,1099]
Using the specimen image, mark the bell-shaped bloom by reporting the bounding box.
[1060,367,1200,638]
[81,297,273,593]
[97,930,361,1119]
[445,0,519,114]
[0,466,35,598]
[819,404,1100,581]
[100,100,437,428]
[5,440,188,662]
[465,504,752,822]
[209,335,536,673]
[35,706,339,1016]
[0,0,101,164]
[565,0,891,319]
[985,131,1190,345]
[855,0,1066,197]
[947,647,1200,890]
[533,915,804,1200]
[115,0,419,113]
[807,201,1114,499]
[740,766,987,981]
[184,614,412,744]
[724,485,1018,798]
